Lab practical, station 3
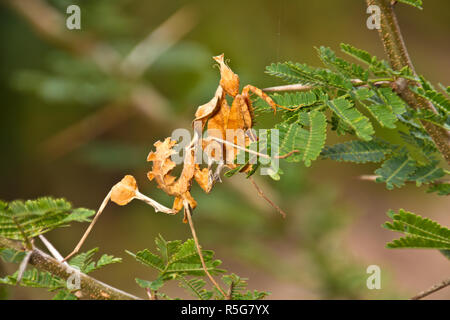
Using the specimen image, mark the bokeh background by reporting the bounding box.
[0,0,449,299]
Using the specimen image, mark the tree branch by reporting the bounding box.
[0,237,142,300]
[411,277,450,300]
[367,0,450,164]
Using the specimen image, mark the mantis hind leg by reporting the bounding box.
[241,85,303,113]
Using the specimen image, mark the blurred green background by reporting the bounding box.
[0,0,449,299]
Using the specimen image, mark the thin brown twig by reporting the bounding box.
[358,175,450,185]
[183,200,228,298]
[276,150,300,159]
[263,80,391,93]
[411,277,450,300]
[248,177,287,218]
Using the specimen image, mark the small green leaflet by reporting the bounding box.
[375,154,417,190]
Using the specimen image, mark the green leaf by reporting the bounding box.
[178,276,213,300]
[317,46,369,81]
[407,161,445,186]
[377,87,407,115]
[411,87,450,115]
[353,88,398,128]
[275,110,327,166]
[340,44,390,75]
[68,248,121,274]
[128,238,224,278]
[321,140,392,163]
[287,62,353,90]
[375,154,417,189]
[221,274,269,300]
[155,235,181,265]
[169,238,198,264]
[0,248,27,263]
[396,0,423,10]
[0,197,94,241]
[265,63,304,84]
[95,254,122,269]
[0,268,65,289]
[353,87,375,101]
[326,97,374,141]
[440,250,450,260]
[426,183,450,196]
[52,290,77,300]
[126,249,165,272]
[383,209,450,249]
[365,104,398,128]
[271,91,318,108]
[135,277,164,291]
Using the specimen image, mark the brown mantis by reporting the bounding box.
[63,54,303,297]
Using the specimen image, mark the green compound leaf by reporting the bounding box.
[383,209,450,249]
[377,87,407,115]
[0,197,94,241]
[0,268,65,290]
[375,154,417,190]
[321,140,393,163]
[340,43,390,75]
[135,277,164,291]
[426,183,450,196]
[407,161,445,186]
[222,274,270,300]
[366,104,398,128]
[271,91,319,107]
[326,97,374,141]
[265,62,304,84]
[286,62,353,90]
[275,110,327,166]
[178,276,213,300]
[68,248,121,274]
[396,0,423,10]
[317,46,369,81]
[353,88,398,129]
[411,87,450,115]
[126,249,165,272]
